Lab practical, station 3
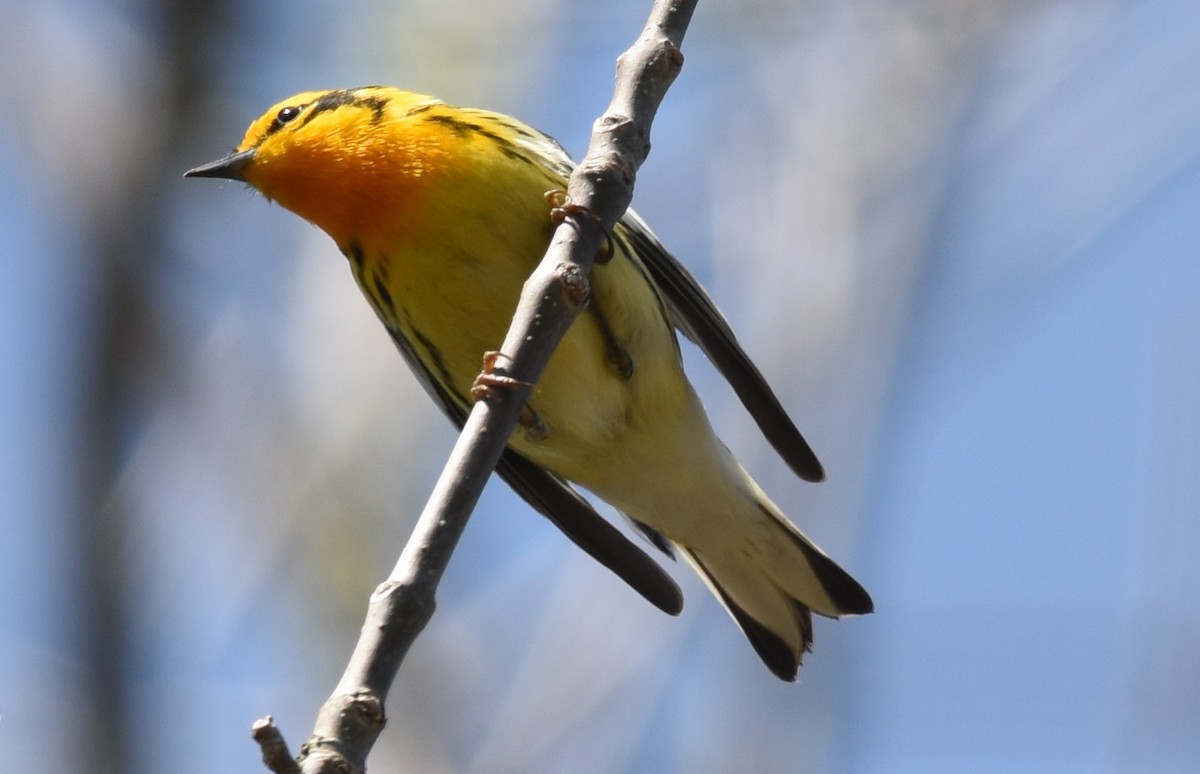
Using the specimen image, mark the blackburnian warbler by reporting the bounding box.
[186,86,872,681]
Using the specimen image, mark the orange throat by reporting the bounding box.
[246,133,447,250]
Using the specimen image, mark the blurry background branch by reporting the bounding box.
[71,1,233,772]
[254,1,697,772]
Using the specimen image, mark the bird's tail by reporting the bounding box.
[675,498,873,681]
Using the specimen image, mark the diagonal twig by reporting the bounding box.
[255,1,699,771]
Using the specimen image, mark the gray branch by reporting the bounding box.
[255,1,698,771]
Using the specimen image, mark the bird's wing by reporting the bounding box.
[384,327,684,615]
[616,212,826,483]
[496,451,682,615]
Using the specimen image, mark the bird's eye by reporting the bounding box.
[276,106,302,125]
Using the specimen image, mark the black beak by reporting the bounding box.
[184,148,256,181]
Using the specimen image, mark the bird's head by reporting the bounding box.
[186,87,446,246]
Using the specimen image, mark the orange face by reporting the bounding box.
[197,88,455,250]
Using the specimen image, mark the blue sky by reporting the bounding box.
[2,1,1198,772]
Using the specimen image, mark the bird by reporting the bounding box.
[186,86,872,680]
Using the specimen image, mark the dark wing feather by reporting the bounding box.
[497,452,683,615]
[616,215,826,483]
[384,327,683,615]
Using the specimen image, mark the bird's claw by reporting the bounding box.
[471,351,536,402]
[545,190,615,264]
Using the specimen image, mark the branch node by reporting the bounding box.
[667,42,685,68]
[596,114,633,133]
[557,262,591,309]
[346,691,387,730]
[297,737,355,774]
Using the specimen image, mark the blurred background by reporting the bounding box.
[3,0,1198,771]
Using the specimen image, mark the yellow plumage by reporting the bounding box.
[187,86,871,680]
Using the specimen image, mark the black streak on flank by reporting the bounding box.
[301,88,390,128]
[370,270,397,318]
[344,242,366,273]
[409,324,456,395]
